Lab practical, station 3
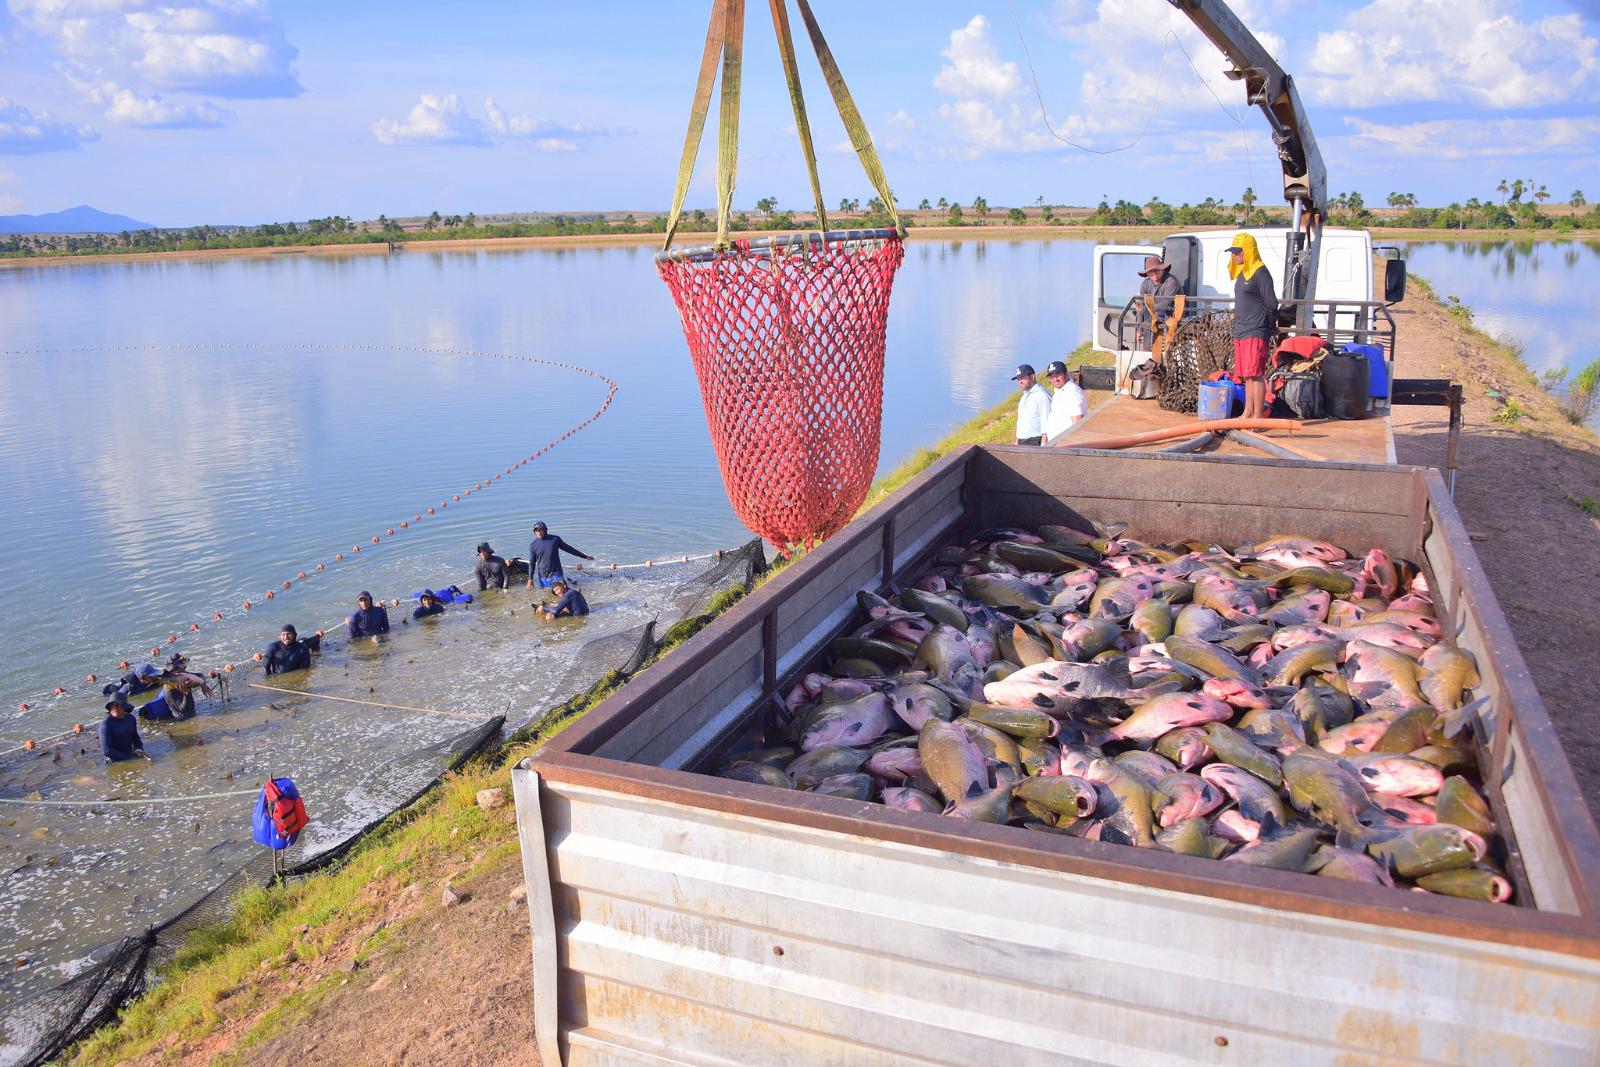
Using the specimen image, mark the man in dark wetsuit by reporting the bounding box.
[413,590,447,619]
[140,653,211,720]
[474,542,510,591]
[537,579,590,620]
[100,698,150,763]
[264,625,313,675]
[347,591,391,641]
[525,521,594,589]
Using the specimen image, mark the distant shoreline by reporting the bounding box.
[1,223,1593,269]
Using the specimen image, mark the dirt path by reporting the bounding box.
[1388,290,1600,812]
[92,288,1600,1067]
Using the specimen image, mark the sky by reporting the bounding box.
[0,0,1597,226]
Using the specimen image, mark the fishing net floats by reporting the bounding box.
[3,341,618,719]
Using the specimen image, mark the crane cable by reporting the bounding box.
[1005,0,1262,193]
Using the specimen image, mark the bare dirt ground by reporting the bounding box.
[101,288,1600,1067]
[1388,293,1600,809]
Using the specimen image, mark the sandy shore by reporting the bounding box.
[4,224,1592,270]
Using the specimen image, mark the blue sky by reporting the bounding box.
[1,0,1596,226]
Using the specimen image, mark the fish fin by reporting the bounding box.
[1436,694,1490,741]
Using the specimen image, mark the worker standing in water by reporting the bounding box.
[346,591,390,643]
[1228,233,1278,420]
[525,521,594,588]
[99,697,151,763]
[475,542,510,591]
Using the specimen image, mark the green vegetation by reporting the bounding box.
[1492,396,1531,425]
[1567,495,1600,518]
[1546,359,1600,427]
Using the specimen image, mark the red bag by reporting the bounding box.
[262,777,307,840]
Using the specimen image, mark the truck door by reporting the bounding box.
[1092,244,1160,353]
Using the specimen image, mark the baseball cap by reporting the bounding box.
[1045,361,1068,377]
[1010,363,1036,381]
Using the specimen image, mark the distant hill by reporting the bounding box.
[0,206,155,235]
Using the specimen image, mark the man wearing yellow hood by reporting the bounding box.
[1228,232,1278,419]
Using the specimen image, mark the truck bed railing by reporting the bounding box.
[1113,295,1398,400]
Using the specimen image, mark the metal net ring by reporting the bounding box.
[657,229,905,551]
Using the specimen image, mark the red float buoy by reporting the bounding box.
[315,563,325,572]
[213,611,223,621]
[224,663,236,673]
[315,629,325,638]
[151,647,161,656]
[119,660,130,669]
[335,554,343,561]
[73,723,84,735]
[427,507,435,515]
[18,703,29,712]
[242,601,252,611]
[52,687,64,696]
[190,623,201,632]
[252,653,263,662]
[24,739,35,750]
[298,571,307,579]
[283,580,292,589]
[265,590,275,600]
[86,674,96,683]
[372,536,380,544]
[386,528,395,536]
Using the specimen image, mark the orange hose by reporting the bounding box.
[1057,417,1303,451]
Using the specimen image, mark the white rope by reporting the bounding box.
[0,787,260,807]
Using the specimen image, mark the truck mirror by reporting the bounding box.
[1384,259,1407,304]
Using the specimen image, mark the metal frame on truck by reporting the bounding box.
[514,446,1600,1066]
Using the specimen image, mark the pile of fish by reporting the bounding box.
[714,524,1515,905]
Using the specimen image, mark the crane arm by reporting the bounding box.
[1167,0,1325,216]
[1168,0,1326,326]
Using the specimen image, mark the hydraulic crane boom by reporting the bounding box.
[1168,0,1326,327]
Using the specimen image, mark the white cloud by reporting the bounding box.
[0,98,99,153]
[10,0,302,100]
[70,78,229,128]
[1307,0,1600,107]
[934,15,1022,98]
[374,94,619,149]
[0,169,19,213]
[1342,115,1600,159]
[372,93,489,147]
[482,98,606,148]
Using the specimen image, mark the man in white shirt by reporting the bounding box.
[1043,360,1087,444]
[1011,363,1051,446]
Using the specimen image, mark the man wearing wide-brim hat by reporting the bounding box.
[1136,256,1180,351]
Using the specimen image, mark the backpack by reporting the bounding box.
[1127,359,1162,400]
[1270,370,1325,419]
[253,777,308,850]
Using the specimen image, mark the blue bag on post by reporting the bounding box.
[252,776,308,850]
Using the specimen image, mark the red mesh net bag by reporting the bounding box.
[658,229,905,550]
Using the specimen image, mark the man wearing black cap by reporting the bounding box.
[99,697,150,763]
[526,521,594,589]
[263,625,312,675]
[1043,360,1087,443]
[347,592,391,642]
[1011,364,1051,446]
[474,542,510,591]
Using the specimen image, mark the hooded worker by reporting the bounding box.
[1228,232,1278,419]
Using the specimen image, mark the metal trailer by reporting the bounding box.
[513,446,1600,1066]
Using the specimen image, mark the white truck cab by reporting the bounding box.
[1091,227,1377,355]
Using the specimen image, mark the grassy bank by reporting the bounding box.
[67,395,1022,1064]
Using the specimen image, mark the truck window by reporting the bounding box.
[1100,252,1148,308]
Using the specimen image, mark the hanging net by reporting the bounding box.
[658,230,904,549]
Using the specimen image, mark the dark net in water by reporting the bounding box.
[3,539,765,1067]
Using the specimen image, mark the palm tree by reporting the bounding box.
[1534,184,1550,206]
[1571,190,1586,208]
[1241,186,1257,212]
[972,195,989,220]
[936,197,948,210]
[1496,179,1509,201]
[918,198,931,210]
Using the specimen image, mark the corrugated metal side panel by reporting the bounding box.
[1423,480,1600,916]
[592,627,763,767]
[541,781,1600,1067]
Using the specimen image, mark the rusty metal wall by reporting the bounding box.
[515,769,1600,1066]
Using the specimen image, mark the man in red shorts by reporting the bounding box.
[1228,232,1278,419]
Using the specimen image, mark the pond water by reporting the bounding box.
[0,233,1584,1016]
[1399,238,1600,430]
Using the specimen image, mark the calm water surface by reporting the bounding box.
[1400,238,1600,430]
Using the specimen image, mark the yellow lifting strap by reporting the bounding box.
[661,0,900,252]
